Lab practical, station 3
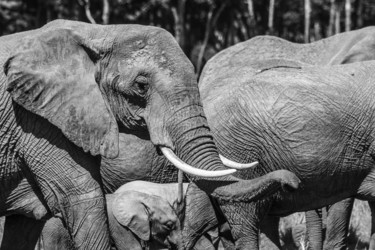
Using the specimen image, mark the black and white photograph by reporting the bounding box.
[1,0,375,249]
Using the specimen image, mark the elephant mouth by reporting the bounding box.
[159,146,259,178]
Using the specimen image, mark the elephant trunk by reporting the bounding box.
[167,105,300,202]
[171,107,225,172]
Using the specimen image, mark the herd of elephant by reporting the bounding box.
[1,19,375,250]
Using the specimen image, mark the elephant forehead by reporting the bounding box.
[118,48,172,76]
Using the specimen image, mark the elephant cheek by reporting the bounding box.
[143,94,174,149]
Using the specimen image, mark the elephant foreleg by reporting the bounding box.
[324,198,353,250]
[40,217,74,250]
[1,215,45,250]
[218,200,271,250]
[21,143,111,250]
[260,215,281,249]
[305,209,323,250]
[369,201,375,250]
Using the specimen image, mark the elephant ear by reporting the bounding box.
[113,191,151,241]
[4,28,118,158]
[340,37,375,64]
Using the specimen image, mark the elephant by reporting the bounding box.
[0,19,302,249]
[38,180,230,250]
[39,181,213,250]
[198,26,375,250]
[206,25,375,77]
[185,47,375,250]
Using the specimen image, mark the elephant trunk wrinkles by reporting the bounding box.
[171,105,227,173]
[170,105,299,202]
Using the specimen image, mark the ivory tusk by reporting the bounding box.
[219,155,259,169]
[160,147,236,178]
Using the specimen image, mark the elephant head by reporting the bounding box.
[4,20,298,203]
[108,191,181,250]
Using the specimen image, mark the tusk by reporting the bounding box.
[219,155,259,169]
[160,147,236,178]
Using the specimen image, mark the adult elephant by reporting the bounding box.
[207,26,375,75]
[199,27,375,250]
[0,19,300,249]
[187,52,375,250]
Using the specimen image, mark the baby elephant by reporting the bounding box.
[39,181,220,250]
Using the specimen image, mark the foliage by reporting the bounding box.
[1,0,374,74]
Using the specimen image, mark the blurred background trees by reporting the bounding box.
[1,0,374,75]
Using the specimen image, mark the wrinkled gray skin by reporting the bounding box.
[0,20,301,250]
[39,181,220,250]
[191,46,375,249]
[199,26,375,250]
[4,133,224,250]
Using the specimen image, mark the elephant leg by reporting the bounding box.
[305,209,323,250]
[193,234,218,250]
[369,201,375,250]
[324,198,354,250]
[182,183,222,250]
[260,215,281,249]
[41,217,74,250]
[357,171,375,250]
[219,222,236,250]
[20,139,111,250]
[219,200,270,250]
[1,215,45,250]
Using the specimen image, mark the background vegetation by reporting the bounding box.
[1,0,375,249]
[1,0,375,75]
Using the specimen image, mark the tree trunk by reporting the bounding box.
[356,0,363,28]
[196,8,213,77]
[196,2,227,77]
[268,0,275,34]
[313,21,322,41]
[247,0,255,22]
[102,0,110,24]
[345,0,351,31]
[304,0,311,43]
[171,0,186,51]
[328,0,335,36]
[79,0,96,24]
[247,0,255,36]
[335,4,341,34]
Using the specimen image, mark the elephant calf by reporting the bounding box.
[39,181,222,250]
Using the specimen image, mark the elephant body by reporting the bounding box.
[205,25,375,73]
[197,27,375,250]
[195,55,375,249]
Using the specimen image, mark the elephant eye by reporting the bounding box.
[165,221,175,230]
[134,75,149,96]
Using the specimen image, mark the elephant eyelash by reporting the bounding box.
[111,74,121,89]
[165,221,175,230]
[132,72,152,97]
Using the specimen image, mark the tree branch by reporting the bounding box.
[78,0,96,24]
